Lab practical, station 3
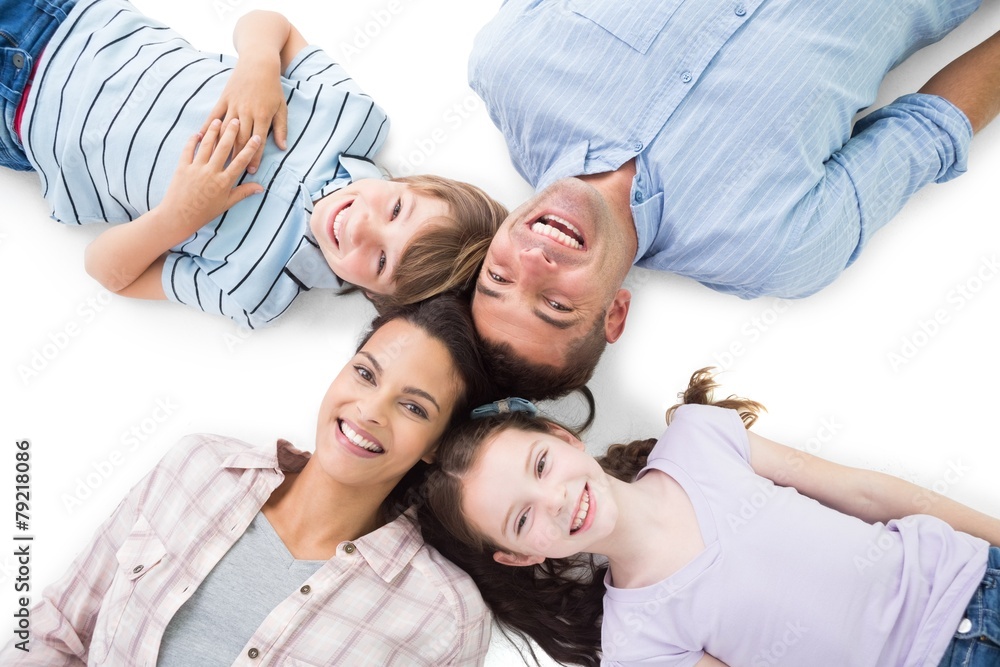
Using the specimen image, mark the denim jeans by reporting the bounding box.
[0,0,78,170]
[938,547,1000,667]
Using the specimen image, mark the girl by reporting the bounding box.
[1,294,497,666]
[423,369,1000,667]
[1,0,506,327]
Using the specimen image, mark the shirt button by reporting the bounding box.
[735,4,747,16]
[634,191,644,203]
[344,543,356,554]
[132,565,144,574]
[632,140,643,152]
[12,53,25,69]
[248,648,260,659]
[958,618,973,633]
[300,585,311,595]
[680,71,693,84]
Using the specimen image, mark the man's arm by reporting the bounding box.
[920,29,1000,134]
[748,431,1000,545]
[84,118,262,295]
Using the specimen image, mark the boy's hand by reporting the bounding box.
[162,118,264,232]
[202,55,288,174]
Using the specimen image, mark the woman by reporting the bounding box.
[2,294,496,666]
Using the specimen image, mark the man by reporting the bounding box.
[469,0,1000,399]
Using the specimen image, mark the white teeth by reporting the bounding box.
[339,420,383,453]
[571,488,590,533]
[333,204,351,244]
[531,218,583,250]
[542,214,583,239]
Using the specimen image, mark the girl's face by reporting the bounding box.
[310,178,450,294]
[314,318,461,493]
[461,426,619,565]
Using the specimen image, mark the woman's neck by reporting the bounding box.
[262,458,388,560]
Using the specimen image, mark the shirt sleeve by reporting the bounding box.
[283,46,364,94]
[161,252,277,330]
[0,489,144,665]
[759,92,972,298]
[447,604,492,666]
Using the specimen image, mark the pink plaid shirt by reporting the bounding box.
[2,434,491,666]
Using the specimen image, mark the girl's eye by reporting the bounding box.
[489,270,510,284]
[547,299,571,313]
[403,402,428,419]
[354,365,375,384]
[536,453,547,476]
[392,199,401,220]
[516,511,528,534]
[377,252,387,276]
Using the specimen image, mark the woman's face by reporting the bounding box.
[314,318,462,493]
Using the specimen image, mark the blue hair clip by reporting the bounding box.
[470,397,539,420]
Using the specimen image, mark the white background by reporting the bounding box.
[2,0,999,665]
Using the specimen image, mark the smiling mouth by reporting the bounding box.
[332,203,353,248]
[570,485,591,534]
[530,214,585,250]
[338,419,384,454]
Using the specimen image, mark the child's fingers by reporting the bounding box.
[226,134,262,179]
[226,182,265,209]
[196,118,224,164]
[209,118,242,169]
[273,107,288,151]
[180,131,203,164]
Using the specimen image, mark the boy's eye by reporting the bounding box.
[516,511,528,534]
[392,199,401,220]
[488,270,510,284]
[536,453,547,476]
[377,252,387,276]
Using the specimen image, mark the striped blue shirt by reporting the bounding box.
[471,0,978,298]
[23,0,388,327]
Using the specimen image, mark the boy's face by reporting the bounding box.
[310,179,450,293]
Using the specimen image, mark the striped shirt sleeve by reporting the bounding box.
[283,47,363,94]
[162,252,265,329]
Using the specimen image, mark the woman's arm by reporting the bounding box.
[202,10,309,172]
[84,119,262,296]
[748,431,1000,545]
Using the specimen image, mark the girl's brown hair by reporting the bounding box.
[420,368,764,666]
[366,174,508,310]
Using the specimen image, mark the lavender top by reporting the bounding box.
[601,404,989,667]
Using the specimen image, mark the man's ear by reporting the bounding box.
[494,551,545,567]
[544,422,586,451]
[604,288,631,343]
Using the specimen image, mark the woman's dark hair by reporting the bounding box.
[420,367,764,666]
[359,293,498,521]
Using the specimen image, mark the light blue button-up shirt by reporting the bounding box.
[471,0,979,298]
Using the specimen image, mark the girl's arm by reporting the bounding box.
[202,10,309,173]
[84,119,262,296]
[695,656,729,667]
[748,431,1000,545]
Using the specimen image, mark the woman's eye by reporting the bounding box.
[354,365,375,383]
[403,403,428,419]
[392,199,401,219]
[489,270,509,284]
[547,299,571,313]
[377,252,387,276]
[536,453,547,476]
[516,512,528,534]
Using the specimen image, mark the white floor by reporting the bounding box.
[3,1,1000,665]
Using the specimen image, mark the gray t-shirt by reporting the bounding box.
[157,512,323,666]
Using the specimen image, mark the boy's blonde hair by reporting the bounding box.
[369,174,508,311]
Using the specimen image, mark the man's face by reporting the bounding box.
[472,177,633,368]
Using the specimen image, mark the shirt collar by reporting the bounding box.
[630,153,663,263]
[220,440,424,582]
[535,140,590,190]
